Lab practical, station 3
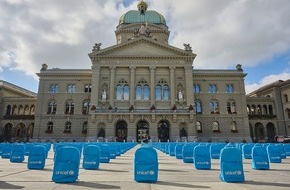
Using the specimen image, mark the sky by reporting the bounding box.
[0,0,290,94]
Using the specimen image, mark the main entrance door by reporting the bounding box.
[115,120,127,142]
[136,120,149,143]
[158,120,170,142]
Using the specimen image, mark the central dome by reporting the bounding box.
[119,1,166,26]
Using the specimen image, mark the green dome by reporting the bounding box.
[119,10,167,26]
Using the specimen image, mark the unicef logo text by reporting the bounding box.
[256,161,268,165]
[29,161,42,164]
[225,170,242,175]
[197,161,210,165]
[55,170,75,176]
[84,161,97,165]
[137,170,155,175]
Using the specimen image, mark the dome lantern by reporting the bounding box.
[138,0,148,14]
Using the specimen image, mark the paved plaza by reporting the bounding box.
[1,144,290,190]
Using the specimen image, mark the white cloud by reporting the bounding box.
[245,72,290,94]
[0,0,290,84]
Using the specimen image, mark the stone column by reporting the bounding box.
[130,66,136,106]
[150,66,156,106]
[170,66,176,106]
[184,65,194,106]
[91,65,100,107]
[109,66,116,107]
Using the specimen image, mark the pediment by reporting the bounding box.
[89,37,195,58]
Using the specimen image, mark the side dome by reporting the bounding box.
[119,10,166,26]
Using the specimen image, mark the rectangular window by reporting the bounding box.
[49,84,59,93]
[67,84,76,93]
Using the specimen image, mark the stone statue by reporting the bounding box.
[92,43,102,51]
[101,89,107,100]
[183,43,192,51]
[178,90,183,100]
[134,22,151,37]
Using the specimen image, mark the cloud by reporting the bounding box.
[245,71,290,94]
[1,0,290,85]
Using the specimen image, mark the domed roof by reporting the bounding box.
[119,1,166,26]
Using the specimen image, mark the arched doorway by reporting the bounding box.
[136,120,149,143]
[115,120,127,142]
[2,123,13,142]
[179,128,188,141]
[266,123,276,142]
[27,123,34,141]
[158,120,170,142]
[249,123,254,142]
[15,123,26,142]
[255,123,264,142]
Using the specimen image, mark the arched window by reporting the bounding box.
[82,121,88,134]
[116,80,130,100]
[231,121,237,131]
[47,100,57,114]
[286,108,290,119]
[209,84,217,93]
[247,105,250,114]
[12,105,17,115]
[263,105,268,115]
[226,84,234,93]
[284,94,288,103]
[213,121,220,132]
[84,84,91,93]
[257,105,262,115]
[24,105,30,115]
[46,122,53,133]
[64,121,72,133]
[269,105,273,115]
[155,80,169,100]
[227,101,236,113]
[194,100,202,114]
[155,85,162,100]
[193,84,200,93]
[196,121,202,133]
[18,105,24,115]
[210,100,219,113]
[67,84,76,93]
[135,80,150,100]
[82,100,90,115]
[65,100,74,114]
[6,105,11,115]
[250,105,256,115]
[49,84,59,93]
[30,105,35,115]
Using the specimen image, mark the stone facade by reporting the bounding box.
[0,80,36,142]
[31,3,251,143]
[247,79,290,142]
[2,2,288,143]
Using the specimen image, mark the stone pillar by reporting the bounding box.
[170,66,176,106]
[150,66,156,106]
[130,66,136,106]
[91,65,100,107]
[109,66,116,107]
[184,65,194,106]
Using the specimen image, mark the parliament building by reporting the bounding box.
[1,1,289,143]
